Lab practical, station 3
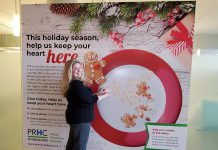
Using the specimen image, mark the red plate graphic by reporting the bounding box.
[91,49,182,147]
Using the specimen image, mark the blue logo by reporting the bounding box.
[27,129,48,141]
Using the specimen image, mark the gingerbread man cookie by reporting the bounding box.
[83,51,106,86]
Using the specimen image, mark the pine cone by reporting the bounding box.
[49,3,80,16]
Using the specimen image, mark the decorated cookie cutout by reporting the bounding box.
[83,51,107,86]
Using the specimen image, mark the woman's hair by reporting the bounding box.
[61,59,82,97]
[61,60,72,97]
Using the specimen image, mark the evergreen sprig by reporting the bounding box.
[70,13,87,35]
[149,2,178,19]
[99,16,120,35]
[119,2,147,23]
[86,3,102,20]
[179,1,196,13]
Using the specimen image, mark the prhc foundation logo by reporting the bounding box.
[27,129,48,142]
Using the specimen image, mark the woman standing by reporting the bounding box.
[61,59,109,150]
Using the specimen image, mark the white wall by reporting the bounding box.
[0,52,22,150]
[187,54,218,150]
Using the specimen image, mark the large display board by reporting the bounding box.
[22,2,196,150]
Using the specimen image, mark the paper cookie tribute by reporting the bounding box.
[83,51,106,86]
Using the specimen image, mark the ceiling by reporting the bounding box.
[0,0,218,34]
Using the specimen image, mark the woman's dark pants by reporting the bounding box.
[66,122,91,150]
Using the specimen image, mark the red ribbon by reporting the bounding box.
[168,22,192,46]
[167,21,194,55]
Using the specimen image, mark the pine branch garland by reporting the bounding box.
[68,2,195,35]
[119,2,147,23]
[99,16,120,35]
[179,1,196,13]
[86,3,102,20]
[149,2,177,19]
[70,14,87,35]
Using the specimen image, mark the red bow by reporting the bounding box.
[167,21,194,56]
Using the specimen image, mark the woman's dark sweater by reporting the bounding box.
[65,80,98,124]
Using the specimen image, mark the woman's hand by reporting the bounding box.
[96,88,111,102]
